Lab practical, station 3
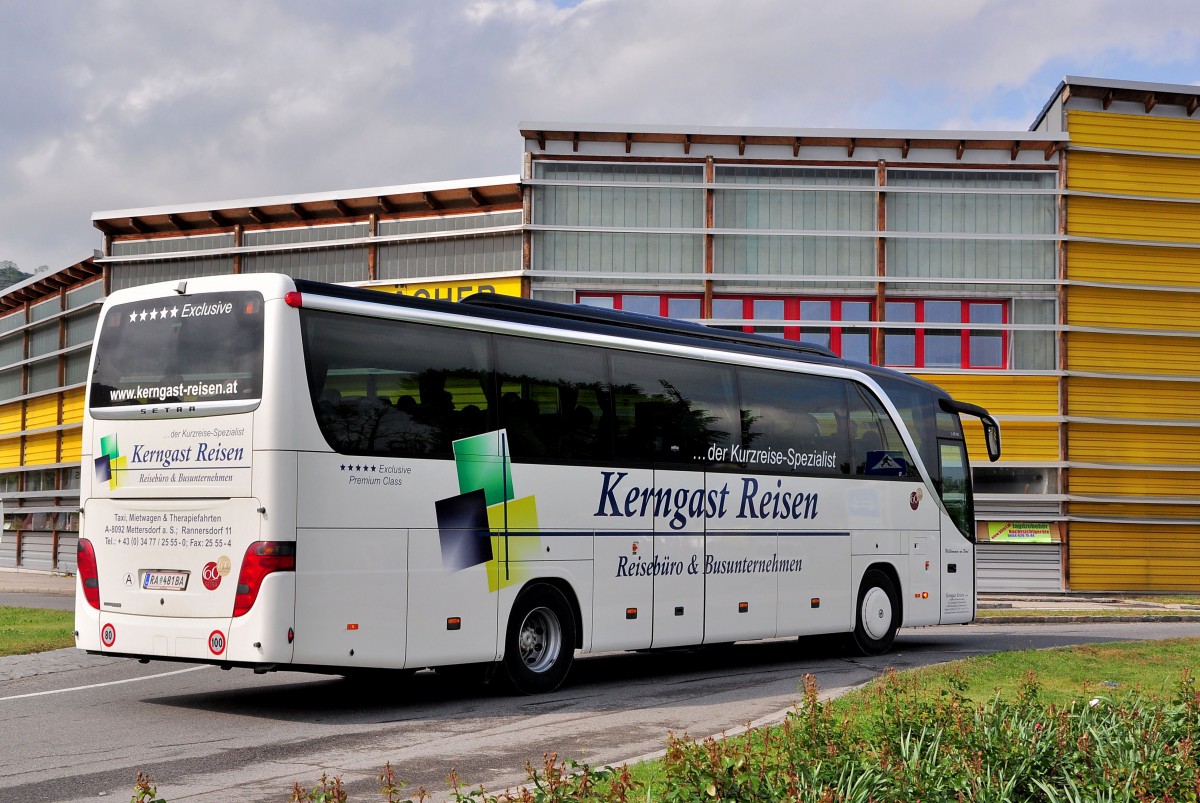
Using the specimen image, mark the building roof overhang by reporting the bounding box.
[520,122,1066,161]
[1032,76,1200,130]
[0,257,101,312]
[92,175,523,239]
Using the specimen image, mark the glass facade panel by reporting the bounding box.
[27,323,59,359]
[752,299,785,338]
[27,360,58,393]
[923,300,961,368]
[621,295,660,316]
[667,298,701,319]
[884,302,916,367]
[533,231,702,274]
[841,301,872,363]
[0,334,22,366]
[799,300,831,349]
[65,308,100,348]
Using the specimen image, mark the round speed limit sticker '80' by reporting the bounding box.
[101,622,116,647]
[208,630,226,656]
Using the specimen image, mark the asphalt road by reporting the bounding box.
[4,620,1200,802]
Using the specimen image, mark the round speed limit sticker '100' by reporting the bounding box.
[208,629,226,656]
[101,622,116,647]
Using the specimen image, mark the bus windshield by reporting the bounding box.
[89,290,265,414]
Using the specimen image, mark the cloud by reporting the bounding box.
[3,0,1200,273]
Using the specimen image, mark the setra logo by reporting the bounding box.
[201,561,222,590]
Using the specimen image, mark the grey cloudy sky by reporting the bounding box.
[3,0,1200,273]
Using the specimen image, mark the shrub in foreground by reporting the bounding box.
[131,669,1200,802]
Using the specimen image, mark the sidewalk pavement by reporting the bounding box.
[1,567,1199,623]
[0,567,75,595]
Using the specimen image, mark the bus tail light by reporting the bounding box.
[233,541,296,617]
[77,538,101,610]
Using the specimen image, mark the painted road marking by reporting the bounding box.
[0,665,208,702]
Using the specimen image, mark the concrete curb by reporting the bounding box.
[974,614,1200,624]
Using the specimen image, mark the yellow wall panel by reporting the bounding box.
[1070,468,1200,498]
[0,439,19,469]
[1068,522,1200,591]
[1068,377,1200,421]
[912,374,1059,417]
[24,396,59,430]
[1067,285,1200,332]
[0,402,21,434]
[1071,501,1200,519]
[62,388,85,425]
[1067,110,1200,156]
[1068,195,1200,243]
[1068,331,1200,376]
[1069,423,1200,464]
[23,432,57,465]
[1068,150,1200,199]
[60,432,82,463]
[964,419,1059,463]
[1068,241,1200,289]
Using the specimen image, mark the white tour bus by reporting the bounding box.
[76,273,1000,693]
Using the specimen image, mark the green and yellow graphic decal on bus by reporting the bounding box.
[94,434,126,490]
[435,429,540,592]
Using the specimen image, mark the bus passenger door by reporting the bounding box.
[592,467,654,652]
[650,469,705,648]
[938,439,975,623]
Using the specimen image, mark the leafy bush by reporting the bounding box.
[131,669,1200,802]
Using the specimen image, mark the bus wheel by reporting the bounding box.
[853,570,899,656]
[504,584,575,694]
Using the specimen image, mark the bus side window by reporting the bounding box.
[848,383,917,478]
[611,352,738,466]
[302,311,491,458]
[738,368,850,475]
[493,335,611,462]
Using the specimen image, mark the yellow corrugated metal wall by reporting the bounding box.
[1065,109,1200,591]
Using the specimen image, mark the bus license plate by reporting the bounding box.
[143,570,189,591]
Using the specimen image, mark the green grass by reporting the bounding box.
[0,605,74,656]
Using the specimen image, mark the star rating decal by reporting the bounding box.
[340,464,378,473]
[128,307,180,323]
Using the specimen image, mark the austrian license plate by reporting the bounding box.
[143,570,189,591]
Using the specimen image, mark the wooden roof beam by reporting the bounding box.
[208,210,230,228]
[738,136,746,156]
[792,137,801,157]
[467,187,485,207]
[128,217,150,235]
[683,134,692,155]
[901,139,910,159]
[247,207,267,224]
[956,140,966,160]
[1044,142,1058,161]
[572,132,580,152]
[333,199,351,217]
[1188,96,1199,117]
[625,133,632,154]
[1010,141,1021,160]
[290,204,314,221]
[536,131,546,150]
[1103,89,1114,110]
[166,214,186,230]
[1144,92,1157,113]
[422,192,441,211]
[847,138,856,157]
[377,196,398,215]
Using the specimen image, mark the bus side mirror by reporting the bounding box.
[983,417,1001,462]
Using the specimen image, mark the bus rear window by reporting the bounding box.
[89,291,264,411]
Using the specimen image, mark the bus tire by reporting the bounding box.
[503,584,575,694]
[853,569,899,656]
